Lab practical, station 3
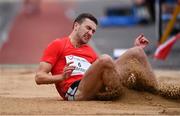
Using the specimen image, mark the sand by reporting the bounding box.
[0,66,180,115]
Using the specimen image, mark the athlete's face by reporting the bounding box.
[74,18,97,44]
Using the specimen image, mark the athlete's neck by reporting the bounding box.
[69,35,81,48]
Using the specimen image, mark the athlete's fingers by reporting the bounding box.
[64,61,75,72]
[133,34,150,49]
[63,71,72,79]
[137,34,144,40]
[66,61,74,66]
[66,70,73,75]
[64,66,75,71]
[140,37,149,45]
[63,67,75,79]
[63,66,75,73]
[140,38,148,44]
[134,34,144,46]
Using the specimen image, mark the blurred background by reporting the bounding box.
[0,0,179,69]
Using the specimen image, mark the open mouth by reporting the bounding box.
[83,35,90,41]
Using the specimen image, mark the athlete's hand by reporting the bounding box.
[134,34,149,49]
[62,61,75,79]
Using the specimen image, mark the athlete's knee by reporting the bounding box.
[100,54,112,60]
[99,54,113,66]
[129,47,146,59]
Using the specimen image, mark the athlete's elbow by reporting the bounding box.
[35,73,44,85]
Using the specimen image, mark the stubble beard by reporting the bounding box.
[81,37,89,44]
[79,34,90,45]
[77,32,91,45]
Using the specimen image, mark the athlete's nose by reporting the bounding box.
[88,30,94,36]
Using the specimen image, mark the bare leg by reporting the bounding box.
[115,47,158,93]
[75,54,123,101]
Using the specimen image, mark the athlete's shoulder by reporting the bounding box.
[52,36,68,44]
[48,37,68,47]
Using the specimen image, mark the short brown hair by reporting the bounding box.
[73,13,98,28]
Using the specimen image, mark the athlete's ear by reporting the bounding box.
[73,22,79,31]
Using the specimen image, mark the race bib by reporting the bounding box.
[65,55,91,76]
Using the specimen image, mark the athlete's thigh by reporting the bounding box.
[75,55,116,100]
[75,58,105,100]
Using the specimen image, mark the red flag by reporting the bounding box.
[154,33,180,60]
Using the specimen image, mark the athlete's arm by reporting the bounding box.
[35,62,75,85]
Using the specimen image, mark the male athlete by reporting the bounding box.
[35,13,158,101]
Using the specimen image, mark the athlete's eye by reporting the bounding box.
[86,26,96,34]
[92,29,95,34]
[86,26,91,30]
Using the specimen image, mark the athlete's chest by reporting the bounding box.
[62,46,94,63]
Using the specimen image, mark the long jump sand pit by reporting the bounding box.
[0,66,180,115]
